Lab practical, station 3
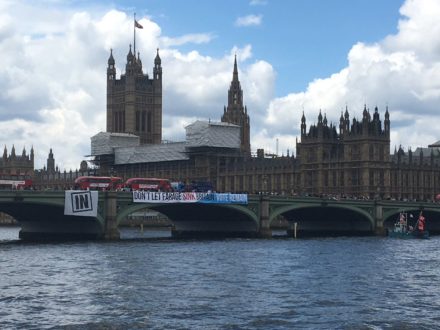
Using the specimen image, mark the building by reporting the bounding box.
[297,106,391,198]
[0,145,34,176]
[390,144,440,201]
[33,149,96,190]
[221,55,251,155]
[91,48,440,200]
[106,47,162,144]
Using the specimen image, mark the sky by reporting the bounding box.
[1,0,440,170]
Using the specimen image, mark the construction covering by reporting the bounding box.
[185,120,240,148]
[90,120,241,165]
[90,132,140,156]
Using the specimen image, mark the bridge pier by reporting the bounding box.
[104,191,120,240]
[258,196,272,238]
[374,203,387,236]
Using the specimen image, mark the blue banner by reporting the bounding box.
[132,191,248,204]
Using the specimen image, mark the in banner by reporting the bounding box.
[64,190,98,217]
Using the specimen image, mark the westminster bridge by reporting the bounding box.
[1,191,440,240]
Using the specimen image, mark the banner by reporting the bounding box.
[64,190,98,217]
[132,191,248,204]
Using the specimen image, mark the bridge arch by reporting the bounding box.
[116,202,259,238]
[0,199,105,240]
[270,201,375,236]
[383,207,440,234]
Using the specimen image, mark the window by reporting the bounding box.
[135,111,140,131]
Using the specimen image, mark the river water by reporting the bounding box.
[1,227,439,329]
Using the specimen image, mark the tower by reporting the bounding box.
[221,55,251,155]
[47,148,55,174]
[106,47,162,144]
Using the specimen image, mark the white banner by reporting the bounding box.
[132,191,248,204]
[64,190,98,217]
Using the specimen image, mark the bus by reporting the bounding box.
[74,176,123,191]
[0,174,33,190]
[186,181,214,192]
[123,178,173,192]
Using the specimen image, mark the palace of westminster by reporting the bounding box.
[3,45,440,201]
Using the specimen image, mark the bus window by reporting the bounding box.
[124,178,172,192]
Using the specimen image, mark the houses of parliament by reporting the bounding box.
[4,44,440,200]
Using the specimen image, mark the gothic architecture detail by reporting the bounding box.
[90,46,440,201]
[106,47,162,144]
[0,145,34,175]
[221,55,251,155]
[297,106,391,198]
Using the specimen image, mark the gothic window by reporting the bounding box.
[147,112,152,132]
[141,111,146,131]
[136,111,140,131]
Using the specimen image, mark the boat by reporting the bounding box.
[388,211,429,239]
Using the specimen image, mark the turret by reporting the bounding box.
[154,48,162,81]
[384,106,390,134]
[107,49,116,81]
[301,112,306,136]
[126,44,135,76]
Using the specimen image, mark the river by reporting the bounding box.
[1,227,439,329]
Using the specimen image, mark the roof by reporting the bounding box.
[185,120,240,148]
[114,142,189,164]
[90,120,241,165]
[90,132,140,156]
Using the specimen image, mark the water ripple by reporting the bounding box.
[1,228,440,329]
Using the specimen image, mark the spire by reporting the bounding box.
[3,145,7,159]
[127,44,133,59]
[233,53,239,82]
[221,53,250,155]
[107,49,116,81]
[384,105,390,133]
[154,48,161,65]
[318,110,323,123]
[301,111,306,136]
[154,48,162,80]
[108,48,115,66]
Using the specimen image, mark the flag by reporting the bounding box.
[135,20,143,29]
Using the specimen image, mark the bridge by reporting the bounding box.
[1,191,440,240]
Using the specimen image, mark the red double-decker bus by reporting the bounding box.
[74,176,123,191]
[123,178,173,192]
[0,174,33,190]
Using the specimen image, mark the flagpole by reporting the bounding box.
[133,13,136,55]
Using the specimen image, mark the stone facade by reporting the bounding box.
[221,55,251,155]
[297,106,391,199]
[93,53,440,200]
[4,46,436,200]
[0,145,34,176]
[106,47,162,144]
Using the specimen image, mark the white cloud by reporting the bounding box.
[161,33,215,47]
[260,0,440,156]
[235,14,263,27]
[250,0,267,5]
[2,0,440,172]
[0,2,275,170]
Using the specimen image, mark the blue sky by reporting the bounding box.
[1,0,440,169]
[139,0,403,94]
